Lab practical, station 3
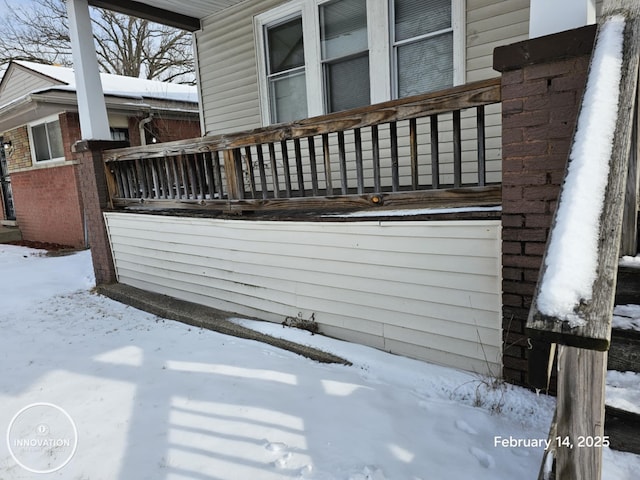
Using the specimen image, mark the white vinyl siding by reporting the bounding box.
[196,0,284,135]
[104,212,503,374]
[466,0,529,83]
[0,67,59,108]
[196,0,525,135]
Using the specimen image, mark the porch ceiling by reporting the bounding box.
[88,0,248,31]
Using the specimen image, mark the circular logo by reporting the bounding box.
[6,403,78,474]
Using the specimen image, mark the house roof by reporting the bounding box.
[12,60,198,104]
[0,60,199,133]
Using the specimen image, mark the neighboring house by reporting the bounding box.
[0,60,201,247]
[62,0,613,382]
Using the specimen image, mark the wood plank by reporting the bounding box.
[372,125,381,193]
[102,78,501,162]
[322,133,334,195]
[430,114,440,189]
[204,151,216,200]
[280,140,292,198]
[111,185,501,213]
[223,149,243,200]
[338,131,348,195]
[269,142,280,199]
[212,151,224,199]
[409,118,418,191]
[556,346,607,480]
[477,105,487,186]
[244,147,257,199]
[355,129,364,194]
[294,138,305,196]
[256,144,268,200]
[390,122,399,192]
[527,6,640,349]
[621,84,638,255]
[308,136,319,196]
[453,110,462,188]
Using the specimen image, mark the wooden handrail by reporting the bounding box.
[527,2,640,480]
[101,78,502,213]
[103,78,500,162]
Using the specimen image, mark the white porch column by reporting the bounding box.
[529,0,596,39]
[66,0,111,140]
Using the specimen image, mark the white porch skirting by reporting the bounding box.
[103,212,503,375]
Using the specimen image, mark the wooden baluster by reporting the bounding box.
[322,133,333,196]
[308,136,319,196]
[135,159,147,198]
[477,105,486,187]
[204,151,216,200]
[390,122,399,192]
[187,154,199,199]
[170,155,180,198]
[223,149,244,200]
[294,138,305,196]
[150,158,161,199]
[256,144,268,199]
[410,118,418,190]
[269,142,280,198]
[355,128,364,194]
[177,153,189,199]
[244,146,257,199]
[372,125,381,193]
[430,114,440,189]
[453,110,462,188]
[338,131,348,195]
[280,140,292,198]
[194,154,206,199]
[212,151,224,199]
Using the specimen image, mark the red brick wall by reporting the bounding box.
[127,116,201,146]
[495,25,596,386]
[59,112,82,160]
[10,164,85,248]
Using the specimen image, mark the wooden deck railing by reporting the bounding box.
[103,78,501,212]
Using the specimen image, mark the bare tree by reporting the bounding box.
[0,0,195,84]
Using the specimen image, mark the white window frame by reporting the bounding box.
[28,114,65,164]
[255,0,465,125]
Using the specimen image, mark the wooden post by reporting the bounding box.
[621,83,639,255]
[527,2,640,349]
[223,149,244,200]
[556,346,608,480]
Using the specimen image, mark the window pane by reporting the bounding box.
[32,124,50,161]
[320,0,367,60]
[395,0,451,42]
[270,71,308,123]
[326,54,370,112]
[47,120,64,159]
[397,34,453,97]
[267,17,305,74]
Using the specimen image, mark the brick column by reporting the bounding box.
[72,140,128,285]
[494,25,596,386]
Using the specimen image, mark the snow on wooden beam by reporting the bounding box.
[527,0,640,350]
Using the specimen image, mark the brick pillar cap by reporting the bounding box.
[494,24,596,73]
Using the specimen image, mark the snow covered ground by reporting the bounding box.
[0,245,638,479]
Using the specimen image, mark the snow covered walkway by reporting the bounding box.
[0,245,638,479]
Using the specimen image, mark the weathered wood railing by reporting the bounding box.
[103,78,501,212]
[526,1,640,479]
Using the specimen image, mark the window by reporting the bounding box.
[393,0,453,98]
[266,16,308,123]
[320,0,370,112]
[110,127,130,142]
[256,0,463,124]
[30,118,64,162]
